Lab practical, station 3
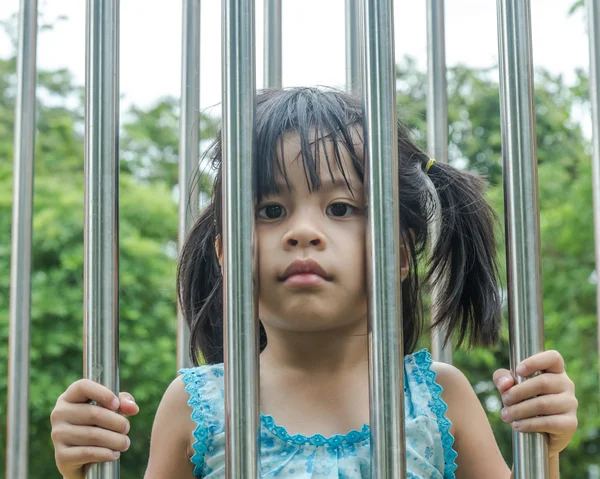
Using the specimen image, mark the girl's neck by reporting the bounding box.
[260,320,369,374]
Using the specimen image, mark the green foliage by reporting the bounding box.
[1,31,599,479]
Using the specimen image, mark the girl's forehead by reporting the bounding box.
[274,131,362,184]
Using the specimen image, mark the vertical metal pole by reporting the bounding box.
[361,0,406,477]
[222,0,260,476]
[264,0,282,88]
[6,1,37,478]
[426,0,452,365]
[84,1,120,478]
[177,0,201,370]
[587,0,600,395]
[345,0,362,93]
[496,1,549,477]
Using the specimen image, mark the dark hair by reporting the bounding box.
[177,87,501,365]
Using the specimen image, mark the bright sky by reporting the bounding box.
[0,0,591,118]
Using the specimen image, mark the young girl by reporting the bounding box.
[50,88,578,478]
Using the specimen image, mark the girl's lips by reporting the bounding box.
[281,258,330,281]
[283,273,327,286]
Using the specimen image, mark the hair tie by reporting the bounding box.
[425,158,436,173]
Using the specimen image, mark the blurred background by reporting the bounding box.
[0,0,598,477]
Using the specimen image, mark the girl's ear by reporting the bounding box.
[215,235,223,269]
[400,229,415,281]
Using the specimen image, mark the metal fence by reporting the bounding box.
[8,0,600,477]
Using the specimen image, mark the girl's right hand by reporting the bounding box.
[50,379,139,479]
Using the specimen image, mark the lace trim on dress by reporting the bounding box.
[260,413,370,447]
[179,367,214,477]
[413,349,459,479]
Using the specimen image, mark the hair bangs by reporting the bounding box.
[253,87,365,203]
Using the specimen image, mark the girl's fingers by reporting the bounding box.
[501,393,577,423]
[510,413,578,435]
[516,350,565,376]
[117,392,139,416]
[56,445,122,466]
[501,372,572,406]
[63,403,130,433]
[493,369,515,393]
[53,424,131,452]
[62,379,120,411]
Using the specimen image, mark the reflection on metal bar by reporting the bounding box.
[587,0,600,395]
[345,0,361,93]
[264,0,282,88]
[83,1,121,478]
[426,0,452,365]
[496,1,549,477]
[177,0,201,370]
[361,0,406,477]
[6,1,37,478]
[222,0,260,476]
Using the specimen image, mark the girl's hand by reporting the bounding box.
[50,379,139,479]
[493,350,578,458]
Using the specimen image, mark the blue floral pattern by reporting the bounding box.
[179,349,457,478]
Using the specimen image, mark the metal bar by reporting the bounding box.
[587,0,600,396]
[345,0,361,93]
[496,1,549,477]
[264,0,282,88]
[222,0,260,476]
[6,1,37,477]
[177,0,201,370]
[361,0,406,477]
[83,1,120,478]
[426,0,452,365]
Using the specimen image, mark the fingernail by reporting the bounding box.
[125,436,131,450]
[111,398,120,410]
[516,364,526,376]
[512,421,520,430]
[502,392,510,404]
[124,421,130,434]
[497,376,510,388]
[124,394,136,404]
[501,408,508,420]
[113,451,121,459]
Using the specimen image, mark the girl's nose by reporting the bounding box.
[282,225,325,250]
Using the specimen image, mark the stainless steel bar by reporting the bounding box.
[361,0,406,477]
[6,1,37,477]
[177,0,201,370]
[84,1,120,478]
[587,0,600,396]
[222,0,260,476]
[264,0,282,88]
[426,0,452,365]
[345,0,361,93]
[496,1,549,477]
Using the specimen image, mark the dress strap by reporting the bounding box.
[411,349,458,479]
[179,364,225,477]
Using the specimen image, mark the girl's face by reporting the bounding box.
[256,132,368,333]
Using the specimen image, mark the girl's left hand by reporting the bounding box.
[493,350,578,458]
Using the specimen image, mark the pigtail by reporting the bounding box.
[425,161,502,348]
[177,203,224,365]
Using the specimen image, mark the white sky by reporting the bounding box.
[0,0,591,117]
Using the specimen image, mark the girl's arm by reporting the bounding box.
[431,362,512,479]
[143,377,196,479]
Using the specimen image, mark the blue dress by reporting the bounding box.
[179,349,458,478]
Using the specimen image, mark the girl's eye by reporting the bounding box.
[327,203,357,218]
[257,204,286,219]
